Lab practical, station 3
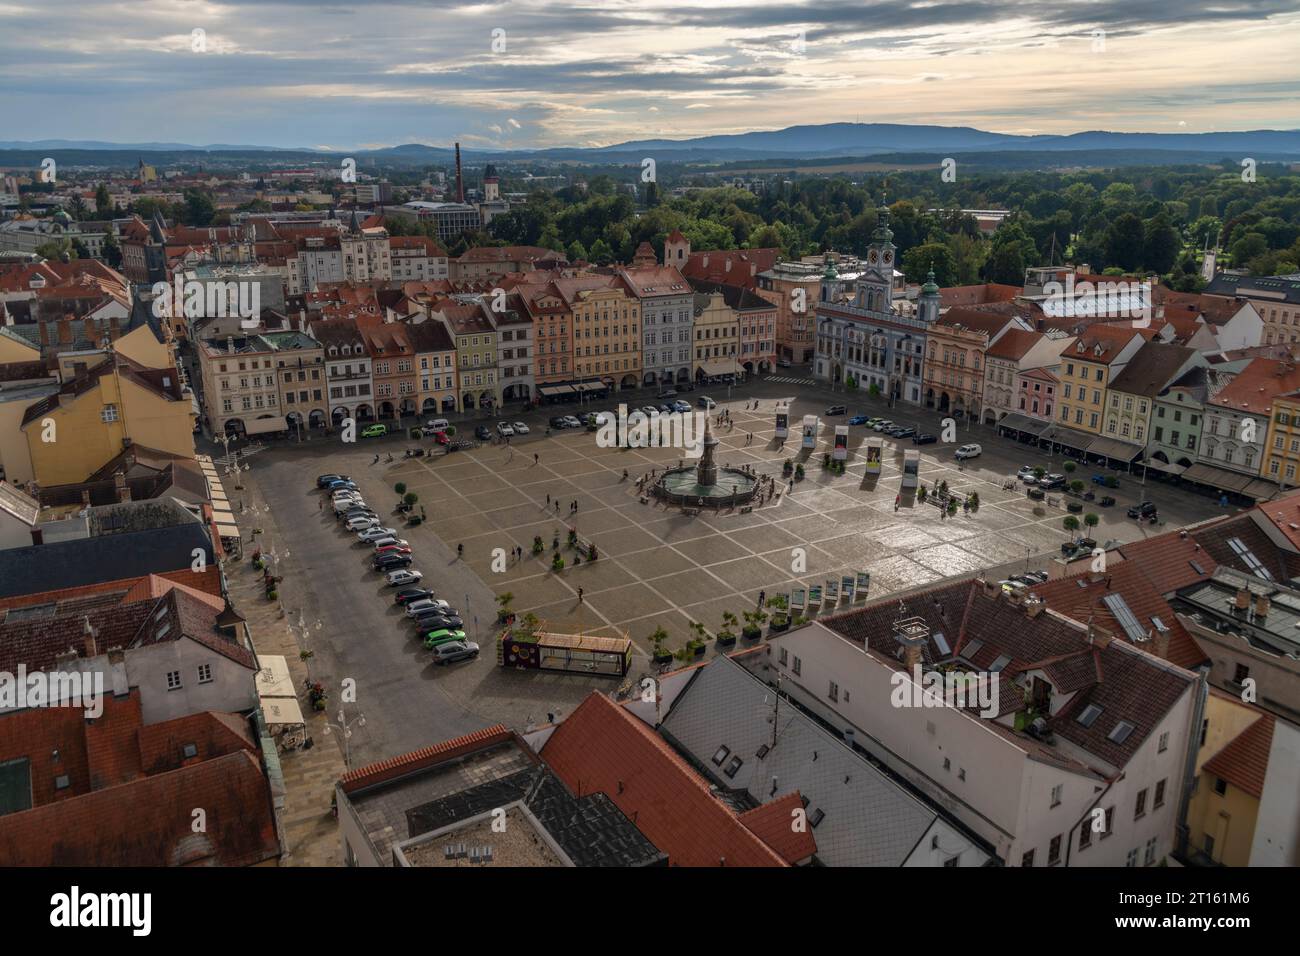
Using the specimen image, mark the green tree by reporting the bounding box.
[1104,213,1146,271]
[902,242,956,286]
[1143,213,1182,275]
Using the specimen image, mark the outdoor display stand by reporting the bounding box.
[808,583,823,605]
[865,437,883,475]
[791,587,807,613]
[901,448,920,490]
[775,412,789,440]
[825,577,839,602]
[841,575,855,601]
[802,415,818,449]
[833,425,849,461]
[855,571,871,599]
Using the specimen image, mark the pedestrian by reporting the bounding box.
[757,589,765,610]
[546,493,551,506]
[534,453,539,465]
[578,587,584,603]
[318,497,323,510]
[555,501,560,514]
[457,542,464,558]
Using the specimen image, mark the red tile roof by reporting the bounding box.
[541,693,789,866]
[1202,702,1274,799]
[985,327,1042,361]
[1209,357,1300,416]
[339,724,513,793]
[680,249,778,291]
[737,792,817,864]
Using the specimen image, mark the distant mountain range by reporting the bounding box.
[3,122,1299,166]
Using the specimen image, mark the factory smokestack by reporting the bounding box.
[455,142,464,203]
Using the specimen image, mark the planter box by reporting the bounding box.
[1066,502,1083,514]
[692,643,707,657]
[768,619,790,633]
[716,635,737,647]
[741,629,762,641]
[652,652,673,665]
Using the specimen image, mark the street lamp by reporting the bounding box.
[322,704,366,769]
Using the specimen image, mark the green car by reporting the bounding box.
[361,423,387,438]
[424,628,468,650]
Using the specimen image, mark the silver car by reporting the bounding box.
[432,640,480,665]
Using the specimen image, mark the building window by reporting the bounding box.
[166,670,182,691]
[1048,834,1062,866]
[101,404,119,423]
[1158,732,1168,753]
[197,663,213,684]
[791,655,801,676]
[1213,776,1227,796]
[1143,837,1158,866]
[1021,849,1035,867]
[778,647,787,666]
[1154,779,1166,809]
[1050,784,1062,808]
[1134,788,1147,819]
[828,681,838,702]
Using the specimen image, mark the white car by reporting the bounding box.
[425,418,450,432]
[357,526,396,542]
[385,569,423,587]
[333,499,367,515]
[512,422,530,435]
[561,415,582,428]
[955,443,982,460]
[497,421,515,437]
[873,420,894,432]
[405,598,451,618]
[345,515,380,531]
[371,536,409,550]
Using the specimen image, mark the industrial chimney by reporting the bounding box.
[454,142,464,203]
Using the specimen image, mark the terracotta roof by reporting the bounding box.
[939,283,1021,308]
[736,791,817,864]
[933,307,1017,339]
[1202,699,1274,799]
[984,327,1042,362]
[680,249,779,290]
[0,750,278,866]
[1108,341,1198,398]
[1209,357,1300,416]
[1064,324,1154,364]
[340,724,512,793]
[541,693,789,866]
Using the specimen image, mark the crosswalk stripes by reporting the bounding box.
[764,375,817,385]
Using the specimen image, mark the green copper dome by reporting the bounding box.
[922,268,940,295]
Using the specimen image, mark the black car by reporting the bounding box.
[549,415,569,429]
[1038,473,1066,490]
[317,473,350,488]
[912,433,937,445]
[1127,500,1158,519]
[474,425,492,441]
[412,614,465,631]
[825,404,846,416]
[394,587,434,605]
[374,553,412,570]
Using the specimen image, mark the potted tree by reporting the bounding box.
[496,592,515,625]
[968,491,980,512]
[690,620,709,657]
[532,535,544,555]
[1069,479,1085,495]
[794,463,805,481]
[551,553,565,572]
[742,608,767,641]
[1063,461,1076,475]
[766,595,790,633]
[1063,514,1081,540]
[403,491,419,512]
[1084,512,1100,536]
[782,459,794,477]
[650,626,673,665]
[716,611,738,647]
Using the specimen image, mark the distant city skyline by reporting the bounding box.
[2,0,1299,150]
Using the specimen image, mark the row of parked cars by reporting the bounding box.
[316,474,480,666]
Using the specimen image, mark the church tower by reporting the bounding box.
[918,268,941,325]
[663,229,690,268]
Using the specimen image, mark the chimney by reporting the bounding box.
[1234,587,1250,612]
[83,617,98,658]
[1149,625,1170,661]
[298,308,307,332]
[114,471,130,502]
[455,143,464,203]
[227,335,235,354]
[1026,598,1045,618]
[109,315,121,341]
[1254,593,1270,620]
[84,315,96,346]
[39,319,49,347]
[702,255,709,270]
[58,317,73,345]
[725,259,732,273]
[751,262,757,278]
[107,648,129,697]
[29,526,43,546]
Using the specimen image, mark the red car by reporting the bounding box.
[375,544,413,557]
[431,430,450,446]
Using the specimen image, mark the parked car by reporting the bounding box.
[638,405,658,418]
[474,424,492,441]
[423,628,469,650]
[549,415,569,429]
[375,544,413,557]
[672,400,691,414]
[406,598,451,618]
[361,423,387,438]
[432,640,480,665]
[998,579,1028,594]
[497,421,515,437]
[1017,466,1038,483]
[512,422,530,434]
[385,569,423,587]
[317,474,350,488]
[327,479,358,491]
[1091,473,1111,485]
[912,433,937,445]
[431,431,450,445]
[872,420,894,432]
[776,359,792,368]
[424,418,450,432]
[371,535,409,550]
[698,396,716,409]
[340,508,377,522]
[657,388,678,399]
[1039,473,1066,490]
[334,500,368,516]
[954,443,982,460]
[1022,570,1049,584]
[848,414,869,426]
[394,587,434,605]
[345,515,380,532]
[1128,500,1158,519]
[892,426,917,439]
[825,404,846,416]
[865,417,883,428]
[374,553,412,570]
[561,415,582,429]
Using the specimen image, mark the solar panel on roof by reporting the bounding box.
[1102,593,1147,643]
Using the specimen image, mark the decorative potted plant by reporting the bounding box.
[968,492,980,512]
[650,626,673,665]
[690,620,709,656]
[918,485,928,503]
[766,595,790,633]
[496,592,514,625]
[794,463,805,481]
[551,553,565,572]
[1063,461,1076,474]
[1063,514,1081,540]
[532,535,544,555]
[742,608,767,641]
[716,611,738,647]
[588,542,599,562]
[1069,479,1085,495]
[305,680,327,711]
[1032,466,1045,481]
[782,458,793,477]
[1084,512,1100,535]
[946,499,958,517]
[403,491,419,512]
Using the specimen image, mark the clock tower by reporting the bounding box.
[855,203,896,314]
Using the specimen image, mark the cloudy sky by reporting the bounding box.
[3,0,1299,149]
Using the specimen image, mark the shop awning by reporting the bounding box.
[537,384,577,398]
[698,359,741,378]
[1242,478,1280,501]
[1181,462,1255,493]
[1140,457,1188,476]
[1038,423,1096,451]
[1087,436,1145,462]
[215,522,241,538]
[995,413,1047,436]
[255,655,295,698]
[261,695,305,728]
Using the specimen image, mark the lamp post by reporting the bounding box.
[322,704,366,769]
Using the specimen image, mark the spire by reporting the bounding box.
[822,252,838,280]
[922,266,939,295]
